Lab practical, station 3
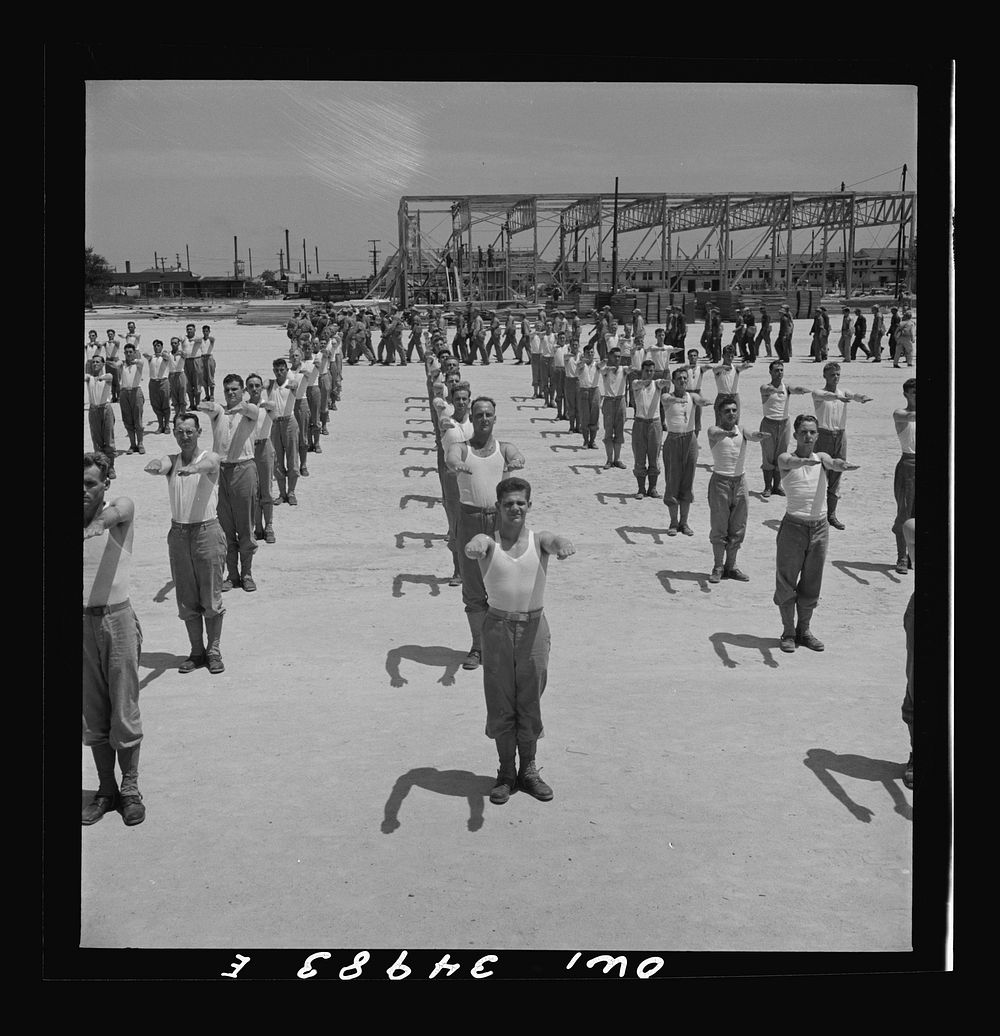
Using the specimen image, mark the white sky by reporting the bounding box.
[85,81,918,279]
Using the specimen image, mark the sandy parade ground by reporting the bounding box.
[78,308,922,957]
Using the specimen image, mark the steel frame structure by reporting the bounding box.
[394,191,915,307]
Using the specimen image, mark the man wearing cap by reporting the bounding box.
[487,311,503,363]
[742,307,758,363]
[83,450,145,826]
[809,309,825,363]
[198,375,260,593]
[836,307,854,361]
[755,307,772,359]
[144,411,228,674]
[470,307,489,365]
[776,306,793,363]
[850,308,870,361]
[85,355,118,479]
[887,306,901,360]
[868,305,885,362]
[405,314,426,364]
[503,312,520,362]
[464,476,575,806]
[710,306,724,363]
[893,309,915,367]
[446,397,526,671]
[811,361,872,529]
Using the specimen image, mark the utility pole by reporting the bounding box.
[611,176,620,291]
[176,253,181,270]
[840,182,848,293]
[285,229,291,281]
[369,239,380,279]
[303,239,308,286]
[315,246,320,280]
[154,251,159,271]
[895,164,908,301]
[186,244,191,272]
[279,249,284,279]
[234,236,239,279]
[248,249,253,279]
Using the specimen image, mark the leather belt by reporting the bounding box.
[488,606,543,622]
[84,599,131,616]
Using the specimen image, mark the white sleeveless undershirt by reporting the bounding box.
[83,506,133,607]
[710,427,748,477]
[761,383,790,421]
[483,529,546,611]
[783,457,828,520]
[897,419,916,454]
[168,451,219,523]
[457,440,505,508]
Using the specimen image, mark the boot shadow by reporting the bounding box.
[395,531,448,550]
[549,444,586,452]
[402,466,438,478]
[529,416,560,423]
[568,464,606,474]
[402,429,434,438]
[596,492,635,506]
[139,651,189,690]
[152,579,175,603]
[399,494,442,509]
[657,569,712,594]
[539,430,574,438]
[400,446,435,455]
[392,574,452,598]
[761,518,783,533]
[382,767,496,833]
[617,526,675,545]
[385,644,469,687]
[803,748,913,822]
[831,560,903,587]
[709,632,781,669]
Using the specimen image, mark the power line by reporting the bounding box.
[840,165,906,191]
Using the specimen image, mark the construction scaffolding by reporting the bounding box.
[375,191,916,309]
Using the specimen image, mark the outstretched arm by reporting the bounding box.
[537,531,576,559]
[778,451,822,472]
[500,442,526,471]
[464,533,494,560]
[177,451,221,477]
[84,496,135,539]
[144,455,174,475]
[819,453,860,473]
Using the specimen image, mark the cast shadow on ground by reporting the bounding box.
[516,405,546,411]
[405,417,433,424]
[395,531,448,550]
[709,632,781,669]
[399,494,442,510]
[550,444,586,452]
[657,569,712,594]
[382,768,497,833]
[399,446,435,455]
[139,651,189,690]
[404,396,428,403]
[402,466,438,478]
[529,416,560,423]
[831,560,902,587]
[616,526,676,545]
[803,748,912,823]
[392,574,452,598]
[761,518,783,533]
[510,395,538,402]
[402,429,434,438]
[385,644,469,688]
[152,579,175,603]
[538,430,574,438]
[568,464,606,474]
[596,492,635,506]
[404,404,429,411]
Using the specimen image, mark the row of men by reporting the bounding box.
[808,305,917,365]
[414,341,915,804]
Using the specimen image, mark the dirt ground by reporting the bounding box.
[81,313,914,952]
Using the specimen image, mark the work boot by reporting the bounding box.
[117,747,146,825]
[796,626,825,651]
[265,526,276,544]
[180,618,206,671]
[205,615,225,673]
[635,477,645,500]
[517,760,553,801]
[82,791,120,825]
[779,603,797,652]
[902,753,913,790]
[827,512,845,531]
[490,735,518,805]
[895,556,909,575]
[708,566,724,584]
[646,476,658,498]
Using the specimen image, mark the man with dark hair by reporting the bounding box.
[182,323,203,407]
[83,452,145,825]
[267,356,303,506]
[200,325,217,401]
[868,306,885,362]
[894,308,916,367]
[199,374,260,592]
[758,360,810,499]
[446,397,526,671]
[598,346,628,469]
[706,394,770,583]
[438,381,473,588]
[661,365,712,535]
[776,305,793,363]
[144,412,227,674]
[105,328,123,403]
[167,338,188,424]
[143,339,172,434]
[774,414,860,653]
[628,358,670,498]
[246,372,277,545]
[755,306,772,359]
[85,354,118,479]
[836,307,854,361]
[891,379,916,574]
[575,342,601,448]
[811,362,872,530]
[118,343,147,456]
[887,306,901,361]
[900,518,915,789]
[464,476,575,805]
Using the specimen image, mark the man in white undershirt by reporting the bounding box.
[811,361,872,530]
[891,379,916,575]
[774,414,860,653]
[597,346,629,470]
[758,360,811,499]
[85,355,118,479]
[246,372,277,545]
[199,374,260,593]
[199,325,217,402]
[711,344,753,425]
[142,339,172,434]
[661,366,712,536]
[628,358,671,499]
[83,451,144,826]
[439,383,473,588]
[446,397,526,671]
[118,343,147,456]
[538,321,556,407]
[182,323,202,408]
[267,356,304,506]
[290,348,318,477]
[144,412,227,674]
[563,338,580,433]
[706,394,771,584]
[900,518,915,789]
[465,476,575,805]
[105,328,123,403]
[575,343,601,449]
[551,330,567,419]
[167,338,188,425]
